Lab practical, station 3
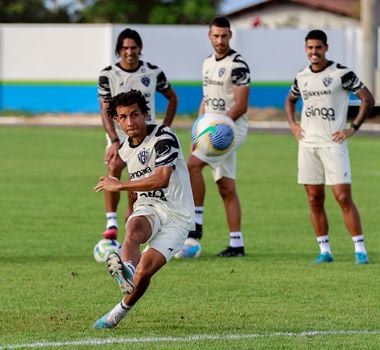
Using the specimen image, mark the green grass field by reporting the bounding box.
[0,126,379,349]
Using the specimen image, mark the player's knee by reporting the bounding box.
[307,194,324,210]
[335,193,352,210]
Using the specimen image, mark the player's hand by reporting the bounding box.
[289,122,304,140]
[94,176,121,192]
[332,128,354,143]
[104,143,120,164]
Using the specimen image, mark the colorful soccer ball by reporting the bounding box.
[93,239,121,263]
[191,113,236,157]
[174,238,202,259]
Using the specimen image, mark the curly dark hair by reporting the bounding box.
[107,90,150,120]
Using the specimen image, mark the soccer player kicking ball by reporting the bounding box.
[285,30,374,264]
[93,90,194,329]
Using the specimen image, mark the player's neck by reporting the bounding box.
[119,60,140,71]
[310,58,329,72]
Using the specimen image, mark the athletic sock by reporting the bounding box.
[352,235,367,253]
[317,235,331,254]
[229,231,244,248]
[194,206,204,225]
[106,300,132,326]
[106,212,118,229]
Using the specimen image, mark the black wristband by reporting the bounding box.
[350,123,360,131]
[111,137,120,143]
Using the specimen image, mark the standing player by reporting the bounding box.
[98,28,178,240]
[285,30,374,264]
[93,90,194,329]
[187,16,250,256]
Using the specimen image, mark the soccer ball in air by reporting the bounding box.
[93,239,121,263]
[191,113,236,157]
[174,238,202,259]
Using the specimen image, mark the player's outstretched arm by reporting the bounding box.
[94,166,173,193]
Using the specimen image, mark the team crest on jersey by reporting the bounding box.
[138,149,150,165]
[323,76,333,87]
[218,68,226,77]
[141,76,150,87]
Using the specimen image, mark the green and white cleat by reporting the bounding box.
[107,252,135,294]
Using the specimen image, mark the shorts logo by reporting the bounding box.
[323,76,333,87]
[138,149,150,165]
[218,68,226,77]
[141,76,150,87]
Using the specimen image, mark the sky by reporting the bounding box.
[220,0,261,14]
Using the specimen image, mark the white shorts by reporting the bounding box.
[298,144,351,185]
[193,116,248,182]
[126,205,188,262]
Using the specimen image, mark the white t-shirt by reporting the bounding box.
[98,61,171,138]
[199,49,250,159]
[290,61,364,147]
[118,124,195,230]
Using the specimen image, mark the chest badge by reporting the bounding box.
[138,149,150,165]
[323,76,333,87]
[218,68,226,77]
[141,76,150,87]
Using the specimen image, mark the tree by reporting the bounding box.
[0,0,70,22]
[78,0,221,24]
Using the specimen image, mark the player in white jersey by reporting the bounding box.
[187,17,250,257]
[98,28,178,241]
[93,90,194,329]
[285,30,374,264]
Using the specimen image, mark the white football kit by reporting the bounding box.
[194,50,251,181]
[118,124,195,261]
[98,61,171,143]
[290,61,365,185]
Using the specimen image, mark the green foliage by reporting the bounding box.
[79,0,219,24]
[0,126,379,349]
[0,0,70,22]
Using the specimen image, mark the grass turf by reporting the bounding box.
[0,126,379,349]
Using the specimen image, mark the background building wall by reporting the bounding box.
[0,24,366,114]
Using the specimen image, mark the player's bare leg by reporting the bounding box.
[187,155,207,239]
[332,184,368,263]
[304,184,333,263]
[216,177,245,257]
[103,157,125,239]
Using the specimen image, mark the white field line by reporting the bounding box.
[1,329,380,349]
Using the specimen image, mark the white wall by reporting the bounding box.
[0,24,366,83]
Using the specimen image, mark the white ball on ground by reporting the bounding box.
[174,238,202,259]
[93,239,121,263]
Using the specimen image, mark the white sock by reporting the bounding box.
[317,235,331,254]
[106,300,132,326]
[229,231,244,248]
[194,207,203,225]
[106,212,118,229]
[352,235,367,253]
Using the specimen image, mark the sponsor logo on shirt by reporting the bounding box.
[204,95,226,111]
[304,106,335,120]
[129,166,152,179]
[203,76,224,86]
[302,89,332,101]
